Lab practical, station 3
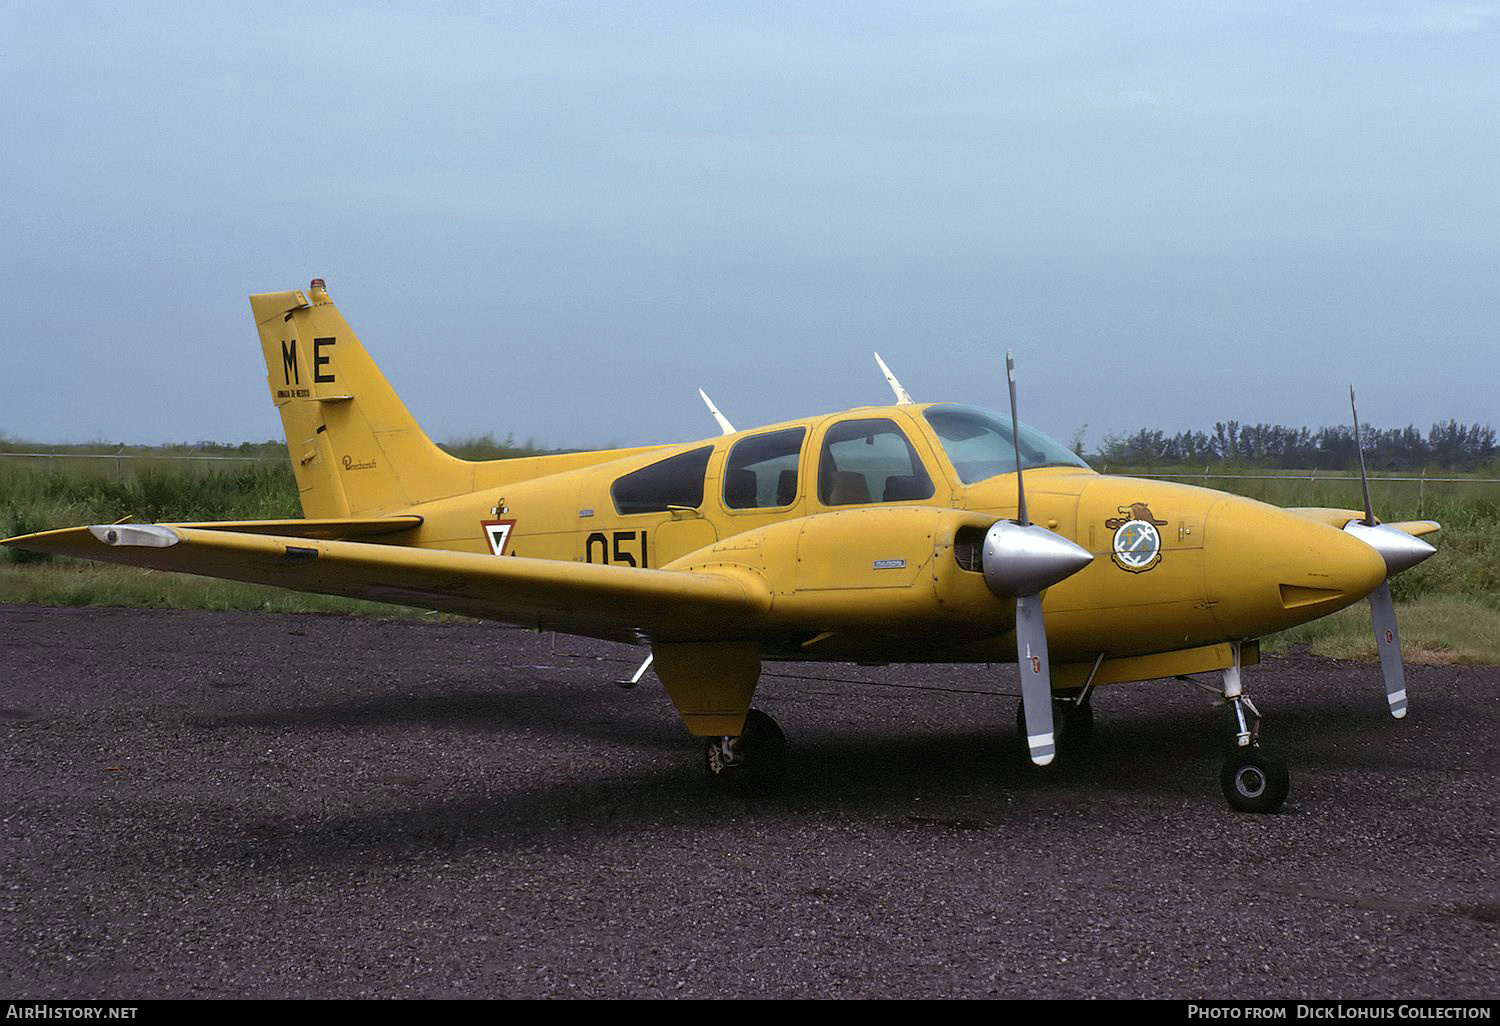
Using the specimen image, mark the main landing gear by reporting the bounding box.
[1212,645,1289,814]
[1016,692,1094,757]
[704,708,788,797]
[696,650,1289,812]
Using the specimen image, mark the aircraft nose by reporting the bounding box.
[1204,497,1388,639]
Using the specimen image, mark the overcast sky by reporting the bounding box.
[2,2,1496,451]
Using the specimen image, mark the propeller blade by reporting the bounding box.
[1348,385,1424,718]
[1368,579,1408,718]
[1005,352,1028,526]
[1349,386,1376,526]
[999,353,1073,765]
[1016,592,1056,766]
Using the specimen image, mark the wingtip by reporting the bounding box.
[2,526,79,549]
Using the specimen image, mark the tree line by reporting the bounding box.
[1096,420,1497,472]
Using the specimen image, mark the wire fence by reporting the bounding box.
[5,451,1498,506]
[1,452,271,463]
[1102,467,1500,515]
[0,451,274,480]
[1103,467,1500,485]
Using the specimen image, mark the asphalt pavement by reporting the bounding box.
[2,604,1496,999]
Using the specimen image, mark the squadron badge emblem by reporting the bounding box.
[1105,502,1168,573]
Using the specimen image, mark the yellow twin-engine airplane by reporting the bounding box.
[3,280,1441,813]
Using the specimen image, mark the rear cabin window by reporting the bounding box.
[724,428,806,509]
[817,418,934,506]
[612,446,713,515]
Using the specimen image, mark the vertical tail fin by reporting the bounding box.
[250,280,471,517]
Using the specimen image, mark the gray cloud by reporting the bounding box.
[1,2,1495,451]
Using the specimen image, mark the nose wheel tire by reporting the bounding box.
[1220,748,1290,813]
[704,708,788,798]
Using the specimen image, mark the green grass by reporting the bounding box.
[2,453,1498,662]
[1108,466,1499,517]
[1263,598,1500,666]
[0,562,437,618]
[0,462,301,565]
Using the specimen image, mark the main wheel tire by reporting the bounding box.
[1220,748,1290,813]
[1016,698,1093,757]
[704,708,788,798]
[1062,699,1094,750]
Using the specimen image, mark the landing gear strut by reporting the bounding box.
[704,708,788,797]
[1215,645,1289,813]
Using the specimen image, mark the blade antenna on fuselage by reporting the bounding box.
[698,388,736,435]
[873,352,914,405]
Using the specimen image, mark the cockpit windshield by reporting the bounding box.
[922,404,1089,485]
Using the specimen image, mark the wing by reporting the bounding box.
[2,524,769,643]
[1286,508,1442,538]
[1382,520,1442,538]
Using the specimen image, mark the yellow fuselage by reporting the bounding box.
[390,403,1385,681]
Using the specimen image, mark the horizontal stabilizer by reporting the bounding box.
[164,516,423,540]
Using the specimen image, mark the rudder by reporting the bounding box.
[250,280,472,518]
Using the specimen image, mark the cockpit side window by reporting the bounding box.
[612,446,714,515]
[817,418,934,506]
[724,427,806,510]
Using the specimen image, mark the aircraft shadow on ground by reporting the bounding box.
[190,681,688,751]
[134,672,1464,872]
[134,710,1262,872]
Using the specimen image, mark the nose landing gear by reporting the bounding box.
[1214,644,1289,814]
[1221,748,1289,814]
